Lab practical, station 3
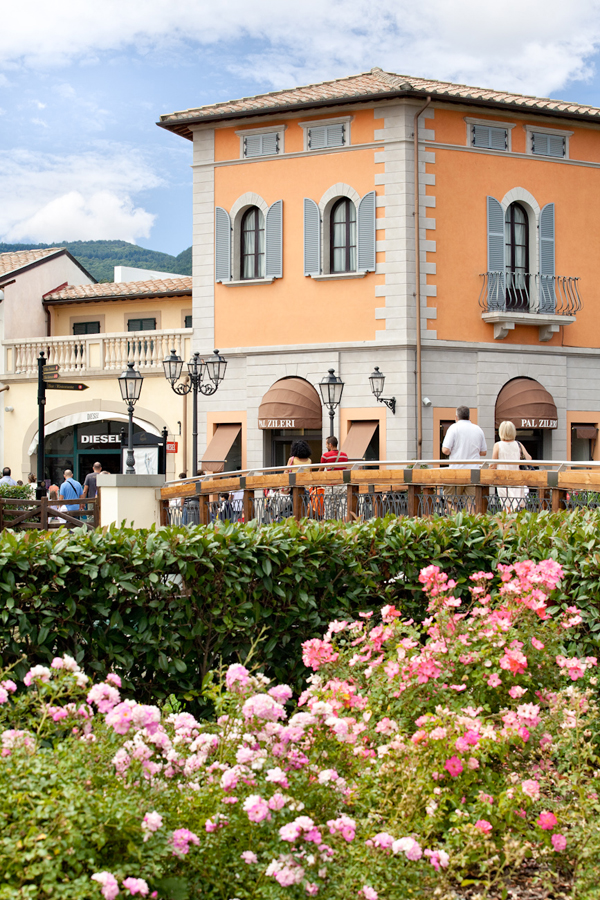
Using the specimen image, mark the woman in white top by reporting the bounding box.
[490,420,532,509]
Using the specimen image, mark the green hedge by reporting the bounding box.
[0,512,599,709]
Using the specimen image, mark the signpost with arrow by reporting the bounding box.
[36,352,89,500]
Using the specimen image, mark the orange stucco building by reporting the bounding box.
[159,68,600,470]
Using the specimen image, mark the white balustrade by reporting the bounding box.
[3,329,191,377]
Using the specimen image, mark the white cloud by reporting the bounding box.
[0,148,161,243]
[0,0,600,97]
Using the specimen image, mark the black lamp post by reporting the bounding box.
[163,349,227,476]
[118,362,144,474]
[369,366,396,414]
[319,368,344,436]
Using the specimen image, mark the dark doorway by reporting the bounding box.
[268,429,323,468]
[514,429,543,460]
[78,454,121,480]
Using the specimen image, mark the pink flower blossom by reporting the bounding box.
[302,638,339,671]
[475,820,492,834]
[242,850,258,864]
[306,883,319,895]
[268,793,286,811]
[487,674,502,687]
[106,673,122,687]
[105,702,135,735]
[1,679,17,693]
[87,683,121,714]
[243,794,271,823]
[444,756,463,777]
[225,664,250,692]
[521,779,540,800]
[425,849,450,870]
[0,688,7,705]
[372,832,394,849]
[91,872,120,900]
[537,811,557,830]
[531,637,545,650]
[141,812,163,841]
[268,684,293,704]
[552,833,567,851]
[327,815,356,842]
[361,888,378,900]
[122,878,149,897]
[242,694,286,722]
[508,685,527,699]
[23,665,51,686]
[392,837,422,860]
[499,649,528,675]
[467,757,480,770]
[171,828,200,857]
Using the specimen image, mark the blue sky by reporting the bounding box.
[2,0,600,258]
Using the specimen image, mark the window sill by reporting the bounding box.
[218,277,276,287]
[309,271,368,281]
[482,310,576,342]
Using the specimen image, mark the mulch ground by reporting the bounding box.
[451,860,573,899]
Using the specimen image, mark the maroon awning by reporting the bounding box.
[495,378,558,429]
[258,377,322,429]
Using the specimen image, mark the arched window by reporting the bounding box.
[330,198,357,273]
[241,207,265,279]
[505,202,529,310]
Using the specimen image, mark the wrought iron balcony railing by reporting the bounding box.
[479,272,582,317]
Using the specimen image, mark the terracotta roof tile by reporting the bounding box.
[43,276,192,303]
[159,68,600,137]
[0,248,63,278]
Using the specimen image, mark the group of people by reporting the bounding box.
[442,405,532,507]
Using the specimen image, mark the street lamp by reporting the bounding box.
[319,368,344,436]
[368,366,396,414]
[163,349,228,476]
[118,362,144,474]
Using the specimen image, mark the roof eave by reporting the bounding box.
[0,248,97,288]
[43,288,192,305]
[157,87,600,140]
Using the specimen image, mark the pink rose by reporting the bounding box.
[521,779,540,800]
[444,756,463,777]
[91,872,120,900]
[537,811,557,831]
[475,820,492,834]
[531,637,545,650]
[552,833,567,851]
[487,674,502,687]
[122,877,149,896]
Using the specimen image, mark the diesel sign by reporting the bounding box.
[80,434,122,444]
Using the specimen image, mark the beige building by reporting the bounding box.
[0,249,193,482]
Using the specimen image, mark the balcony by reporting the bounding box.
[479,273,582,341]
[3,328,192,378]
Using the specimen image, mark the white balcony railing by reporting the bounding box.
[3,329,192,377]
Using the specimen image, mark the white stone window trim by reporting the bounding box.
[226,192,270,282]
[235,125,286,158]
[464,117,516,152]
[311,271,367,281]
[524,123,573,159]
[300,115,353,151]
[220,277,276,287]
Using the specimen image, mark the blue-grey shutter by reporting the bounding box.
[244,135,263,158]
[548,134,565,157]
[308,126,327,150]
[357,190,376,272]
[531,132,565,158]
[265,199,283,278]
[215,207,231,283]
[261,132,279,155]
[303,198,321,276]
[472,124,507,150]
[490,127,507,150]
[325,123,345,147]
[487,196,505,310]
[308,124,345,150]
[539,202,556,312]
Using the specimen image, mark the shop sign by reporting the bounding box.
[80,434,122,444]
[166,442,178,453]
[259,418,297,429]
[519,418,558,429]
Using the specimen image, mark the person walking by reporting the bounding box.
[490,420,531,510]
[287,439,312,471]
[82,461,102,499]
[319,436,349,519]
[59,469,84,516]
[320,436,348,470]
[0,467,16,486]
[441,406,487,507]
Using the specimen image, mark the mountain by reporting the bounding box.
[0,240,192,283]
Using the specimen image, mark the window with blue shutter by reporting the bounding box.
[357,190,376,272]
[307,124,346,150]
[487,196,505,310]
[471,124,507,150]
[265,200,283,279]
[303,198,321,276]
[539,203,556,312]
[531,132,565,157]
[215,207,232,283]
[243,132,280,158]
[184,315,192,328]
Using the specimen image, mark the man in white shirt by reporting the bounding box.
[442,406,487,504]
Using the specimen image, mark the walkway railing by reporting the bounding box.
[0,498,98,531]
[3,328,191,377]
[160,460,600,526]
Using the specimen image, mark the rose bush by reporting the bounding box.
[1,559,599,899]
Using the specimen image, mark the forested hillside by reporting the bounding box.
[0,240,192,282]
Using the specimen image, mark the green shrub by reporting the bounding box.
[0,483,33,500]
[0,512,599,708]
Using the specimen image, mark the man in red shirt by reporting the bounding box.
[320,436,348,470]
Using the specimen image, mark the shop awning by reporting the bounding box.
[341,421,379,459]
[202,424,241,473]
[495,378,558,429]
[258,378,322,430]
[573,425,598,440]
